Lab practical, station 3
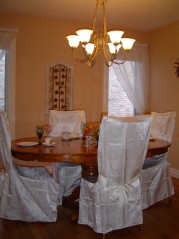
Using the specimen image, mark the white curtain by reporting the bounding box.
[112,44,149,114]
[0,28,18,139]
[0,28,17,60]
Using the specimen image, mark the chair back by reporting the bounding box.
[150,111,176,143]
[98,115,152,185]
[49,110,86,137]
[0,112,12,170]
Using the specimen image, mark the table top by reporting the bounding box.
[11,137,98,165]
[11,137,171,166]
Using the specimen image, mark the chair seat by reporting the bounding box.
[142,153,166,169]
[14,164,52,180]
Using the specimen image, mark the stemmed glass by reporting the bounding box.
[35,125,44,145]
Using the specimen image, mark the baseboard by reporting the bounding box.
[170,167,179,179]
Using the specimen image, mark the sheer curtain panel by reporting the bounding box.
[112,44,149,114]
[0,28,18,139]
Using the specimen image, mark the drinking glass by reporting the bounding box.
[80,122,86,138]
[35,125,44,145]
[43,124,52,137]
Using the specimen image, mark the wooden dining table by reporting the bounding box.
[11,137,171,177]
[11,136,171,211]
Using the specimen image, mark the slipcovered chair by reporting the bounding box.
[49,110,86,138]
[49,110,85,201]
[78,115,152,234]
[141,111,176,209]
[0,112,59,222]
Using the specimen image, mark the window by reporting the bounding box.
[0,51,7,111]
[108,61,134,116]
[104,44,149,116]
[0,29,18,139]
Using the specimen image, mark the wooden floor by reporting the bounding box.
[0,178,179,239]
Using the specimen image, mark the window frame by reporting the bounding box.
[6,39,16,139]
[0,29,17,139]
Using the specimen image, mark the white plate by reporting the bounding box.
[16,142,39,147]
[42,142,55,147]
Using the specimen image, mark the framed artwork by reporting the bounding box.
[174,58,179,78]
[45,62,73,114]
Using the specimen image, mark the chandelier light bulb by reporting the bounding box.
[108,43,122,54]
[76,29,93,45]
[85,43,95,55]
[66,35,80,48]
[107,30,124,45]
[121,38,136,50]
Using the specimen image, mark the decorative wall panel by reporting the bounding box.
[46,62,73,113]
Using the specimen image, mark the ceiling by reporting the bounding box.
[0,0,179,32]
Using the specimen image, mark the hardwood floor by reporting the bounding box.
[0,177,179,239]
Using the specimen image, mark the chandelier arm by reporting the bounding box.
[112,50,130,65]
[102,35,117,61]
[87,60,96,67]
[104,59,113,67]
[103,46,116,61]
[92,1,99,32]
[71,49,89,63]
[88,35,99,61]
[104,50,130,66]
[102,0,107,34]
[82,35,99,62]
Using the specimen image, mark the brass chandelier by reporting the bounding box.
[66,0,136,67]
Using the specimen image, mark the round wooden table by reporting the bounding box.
[11,137,171,177]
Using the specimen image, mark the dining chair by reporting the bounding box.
[49,110,86,202]
[141,111,176,209]
[78,115,152,235]
[0,111,59,222]
[49,109,86,138]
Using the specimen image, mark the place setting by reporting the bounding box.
[42,137,55,147]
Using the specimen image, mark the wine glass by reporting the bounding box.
[35,125,44,145]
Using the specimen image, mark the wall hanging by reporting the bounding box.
[45,62,73,114]
[174,58,179,78]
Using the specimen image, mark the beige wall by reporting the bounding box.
[0,13,148,139]
[149,21,179,170]
[1,14,178,171]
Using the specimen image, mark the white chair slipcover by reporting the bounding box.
[13,157,53,175]
[49,110,86,138]
[53,162,82,199]
[78,115,152,234]
[141,111,176,209]
[49,110,85,200]
[0,112,59,222]
[150,111,176,143]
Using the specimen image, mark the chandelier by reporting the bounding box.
[66,0,136,67]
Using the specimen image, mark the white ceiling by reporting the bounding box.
[0,0,179,32]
